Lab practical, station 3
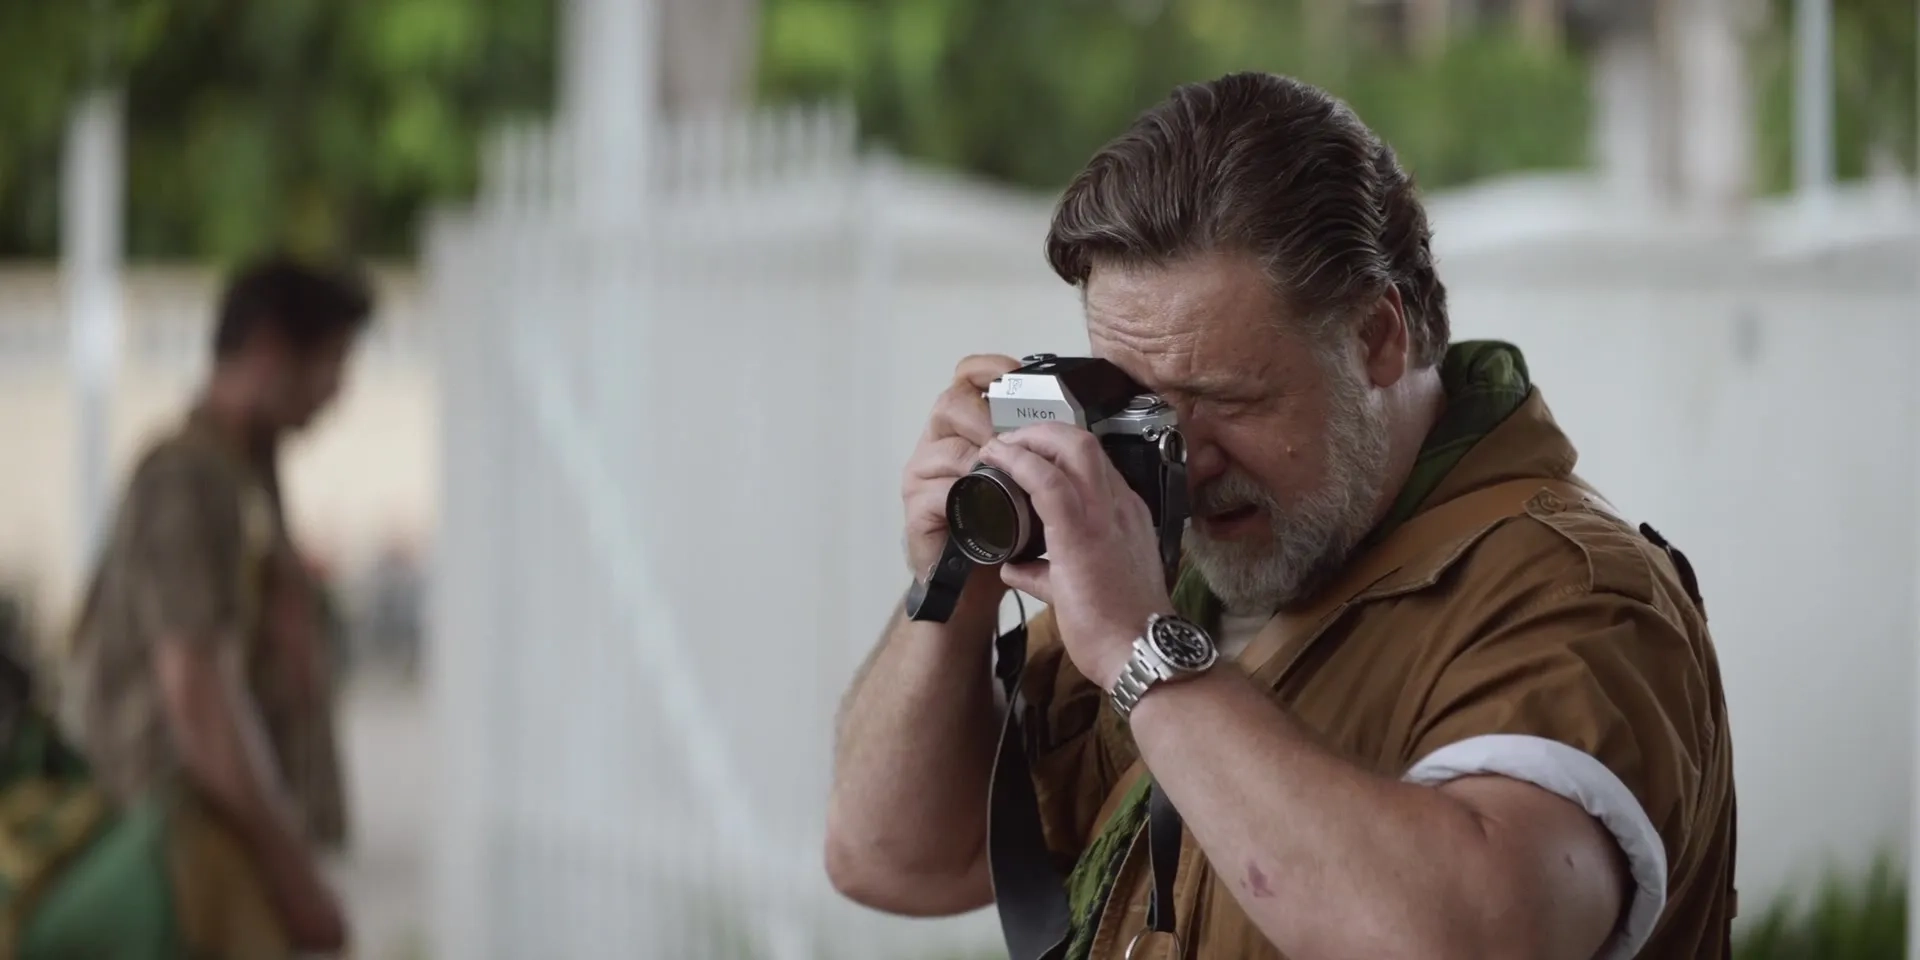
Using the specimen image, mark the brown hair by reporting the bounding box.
[214,253,374,359]
[1045,72,1449,368]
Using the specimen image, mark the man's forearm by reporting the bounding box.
[170,648,304,844]
[157,642,341,945]
[825,597,1003,913]
[1125,669,1525,960]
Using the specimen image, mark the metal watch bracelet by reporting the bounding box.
[1108,614,1218,720]
[1108,637,1169,720]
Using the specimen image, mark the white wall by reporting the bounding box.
[1441,226,1920,900]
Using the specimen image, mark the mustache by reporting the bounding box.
[1192,471,1276,516]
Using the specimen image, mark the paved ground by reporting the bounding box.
[314,674,1008,960]
[330,675,432,960]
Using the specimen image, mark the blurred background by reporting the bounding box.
[0,0,1917,957]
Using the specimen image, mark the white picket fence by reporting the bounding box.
[424,103,1078,960]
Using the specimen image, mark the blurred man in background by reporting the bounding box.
[828,72,1733,960]
[38,255,370,957]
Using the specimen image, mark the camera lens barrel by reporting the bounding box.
[946,466,1044,565]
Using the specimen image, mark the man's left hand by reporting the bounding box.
[976,423,1174,689]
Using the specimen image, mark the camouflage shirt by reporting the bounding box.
[55,410,348,849]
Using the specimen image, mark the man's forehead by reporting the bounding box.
[1082,254,1298,392]
[1084,253,1272,313]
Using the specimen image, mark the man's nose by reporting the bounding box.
[1181,429,1228,491]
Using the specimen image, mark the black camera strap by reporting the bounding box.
[1141,456,1190,943]
[1145,786,1183,935]
[1155,458,1190,599]
[987,455,1192,960]
[989,618,1073,960]
[906,537,977,624]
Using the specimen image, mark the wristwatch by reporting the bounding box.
[1107,612,1219,720]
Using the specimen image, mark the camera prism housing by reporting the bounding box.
[906,354,1191,625]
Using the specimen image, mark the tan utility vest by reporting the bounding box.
[1010,389,1735,959]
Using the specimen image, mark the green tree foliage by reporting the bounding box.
[1734,854,1905,959]
[0,0,1912,260]
[0,0,553,262]
[756,0,1592,194]
[760,0,1915,199]
[1754,0,1918,192]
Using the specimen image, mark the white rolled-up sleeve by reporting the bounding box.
[1405,733,1668,960]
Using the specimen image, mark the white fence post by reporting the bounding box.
[1793,0,1834,214]
[561,0,658,227]
[429,102,890,960]
[60,88,124,578]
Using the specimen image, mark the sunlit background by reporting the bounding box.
[1,0,1918,957]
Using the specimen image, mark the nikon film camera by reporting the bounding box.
[905,354,1192,623]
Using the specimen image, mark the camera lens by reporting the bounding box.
[946,466,1038,565]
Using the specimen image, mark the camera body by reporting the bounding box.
[906,354,1190,623]
[949,355,1183,565]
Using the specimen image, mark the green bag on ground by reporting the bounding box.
[17,795,180,960]
[0,709,183,960]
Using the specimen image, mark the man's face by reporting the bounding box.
[257,332,356,432]
[1086,253,1391,613]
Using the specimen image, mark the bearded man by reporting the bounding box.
[825,73,1735,960]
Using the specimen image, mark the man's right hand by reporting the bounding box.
[231,822,349,951]
[901,354,1023,588]
[278,867,349,951]
[171,786,348,955]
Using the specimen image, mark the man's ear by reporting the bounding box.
[1360,286,1410,390]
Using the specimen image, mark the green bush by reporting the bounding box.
[1735,855,1906,960]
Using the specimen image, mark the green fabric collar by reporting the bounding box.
[1061,341,1532,960]
[1372,340,1531,537]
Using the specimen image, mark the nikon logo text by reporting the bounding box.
[1016,407,1057,421]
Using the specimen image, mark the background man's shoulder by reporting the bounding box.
[120,427,248,512]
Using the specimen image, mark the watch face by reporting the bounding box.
[1150,616,1216,670]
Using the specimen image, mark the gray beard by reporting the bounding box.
[1183,357,1391,614]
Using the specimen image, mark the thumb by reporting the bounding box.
[999,559,1051,601]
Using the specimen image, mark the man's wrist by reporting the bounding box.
[1090,604,1179,688]
[904,551,1008,622]
[897,576,1004,646]
[1123,666,1236,729]
[1090,625,1143,692]
[1102,610,1216,718]
[955,567,1011,611]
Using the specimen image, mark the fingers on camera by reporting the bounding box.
[952,353,1021,390]
[930,435,981,475]
[904,437,978,489]
[904,487,948,529]
[930,389,995,447]
[1012,424,1109,490]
